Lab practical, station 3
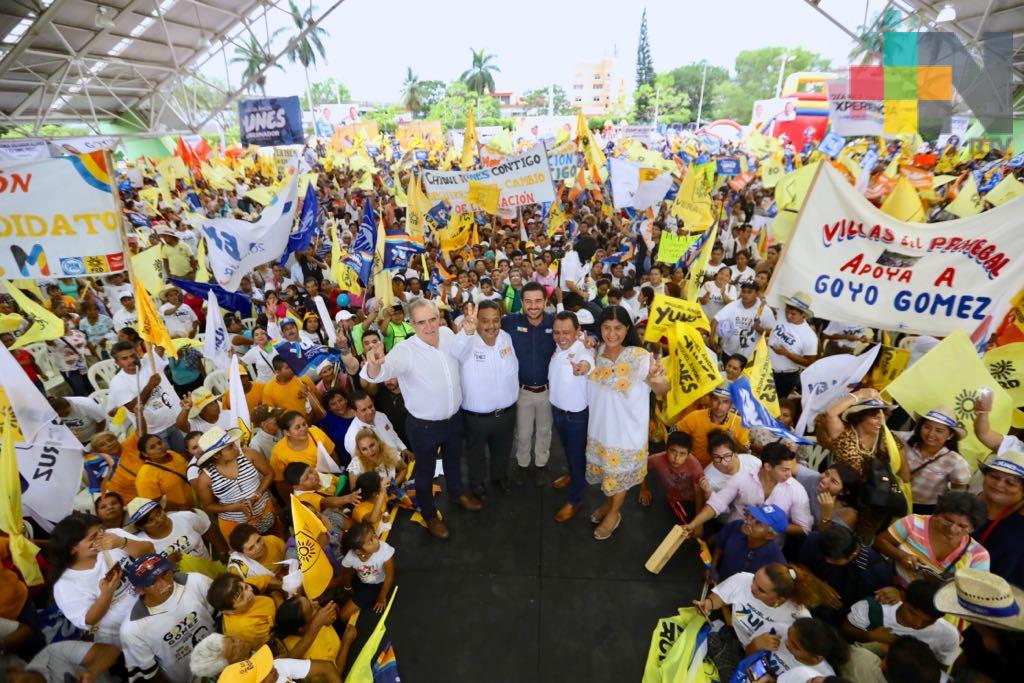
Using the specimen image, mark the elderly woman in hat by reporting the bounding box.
[194,427,278,538]
[896,407,971,514]
[767,291,819,399]
[972,451,1024,588]
[175,386,233,434]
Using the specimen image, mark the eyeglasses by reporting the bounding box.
[711,451,735,462]
[934,515,973,533]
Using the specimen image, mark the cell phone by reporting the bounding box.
[746,652,773,683]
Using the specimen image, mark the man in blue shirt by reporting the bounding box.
[501,281,556,486]
[715,504,787,581]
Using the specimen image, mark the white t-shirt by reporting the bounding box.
[778,664,834,683]
[703,453,762,493]
[106,356,181,433]
[712,572,810,647]
[112,307,139,332]
[846,599,960,666]
[701,281,737,321]
[732,266,757,286]
[823,320,871,350]
[138,510,212,560]
[120,573,215,683]
[714,300,776,358]
[548,340,594,412]
[242,345,278,383]
[26,641,114,683]
[341,540,395,585]
[558,250,586,292]
[772,637,835,677]
[159,303,198,338]
[60,396,108,443]
[53,549,136,644]
[767,320,818,372]
[703,261,727,282]
[274,658,313,681]
[189,410,235,434]
[343,412,406,461]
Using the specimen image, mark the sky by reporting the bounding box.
[236,0,890,104]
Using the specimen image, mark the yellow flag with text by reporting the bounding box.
[330,222,362,293]
[130,245,165,297]
[0,412,42,586]
[290,495,332,600]
[985,174,1024,207]
[547,202,567,236]
[133,275,177,358]
[405,174,432,241]
[1,280,64,349]
[467,181,500,215]
[744,335,780,417]
[759,156,785,189]
[880,175,926,222]
[439,212,473,252]
[671,164,714,230]
[947,174,983,218]
[684,224,719,302]
[643,293,710,344]
[984,343,1024,406]
[666,323,722,418]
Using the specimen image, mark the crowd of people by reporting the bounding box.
[0,124,1022,683]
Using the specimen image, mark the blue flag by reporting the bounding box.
[168,278,253,315]
[126,211,151,228]
[818,131,847,159]
[383,227,425,271]
[344,202,378,285]
[273,340,341,380]
[729,376,811,445]
[183,190,202,212]
[278,187,319,266]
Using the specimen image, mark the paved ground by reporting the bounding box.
[380,446,706,683]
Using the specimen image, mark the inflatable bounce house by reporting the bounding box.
[749,71,835,147]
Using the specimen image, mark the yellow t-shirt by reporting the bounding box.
[135,451,194,508]
[223,382,265,415]
[283,624,341,662]
[223,595,277,650]
[104,432,142,501]
[163,241,194,278]
[675,410,750,468]
[270,427,335,481]
[228,535,287,591]
[262,376,316,418]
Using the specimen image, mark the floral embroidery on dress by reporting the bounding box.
[586,437,647,495]
[589,346,647,393]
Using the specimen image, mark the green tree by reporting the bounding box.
[282,0,329,113]
[366,104,404,134]
[519,85,572,115]
[460,48,500,95]
[170,76,235,128]
[230,34,282,95]
[712,46,832,122]
[419,80,447,111]
[301,78,351,109]
[663,61,730,123]
[849,7,919,65]
[633,10,656,122]
[427,81,499,129]
[401,67,425,115]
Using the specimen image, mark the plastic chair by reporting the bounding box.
[241,317,256,330]
[87,359,118,391]
[88,389,109,410]
[204,370,228,395]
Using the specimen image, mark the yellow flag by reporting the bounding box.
[344,588,398,683]
[885,329,1010,468]
[1,280,64,349]
[575,110,606,170]
[133,274,177,358]
[157,156,187,180]
[984,343,1024,406]
[548,202,568,236]
[372,220,393,305]
[244,185,278,207]
[745,132,783,158]
[665,323,722,418]
[880,176,925,222]
[439,212,473,252]
[196,237,210,283]
[946,174,983,218]
[289,495,332,599]
[461,109,478,169]
[467,181,500,215]
[883,425,914,512]
[330,222,362,294]
[744,335,780,417]
[394,171,408,208]
[870,344,911,388]
[671,164,714,230]
[130,245,165,297]
[0,412,42,586]
[643,292,710,344]
[138,186,161,210]
[774,161,820,212]
[684,224,719,302]
[405,174,431,241]
[759,156,785,189]
[984,174,1024,207]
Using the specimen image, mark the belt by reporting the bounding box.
[521,384,548,393]
[553,407,588,417]
[408,413,461,424]
[463,406,514,418]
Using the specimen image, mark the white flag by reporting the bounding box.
[795,345,880,436]
[204,290,231,368]
[227,354,250,433]
[0,343,78,447]
[1,431,84,531]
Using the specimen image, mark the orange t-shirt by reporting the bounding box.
[262,376,316,418]
[269,427,335,481]
[675,410,750,467]
[0,538,29,620]
[135,450,194,508]
[223,382,265,415]
[104,432,142,501]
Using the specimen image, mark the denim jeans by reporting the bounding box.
[552,407,588,505]
[406,413,465,519]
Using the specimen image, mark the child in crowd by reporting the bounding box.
[638,431,706,525]
[283,461,360,533]
[275,595,358,669]
[339,522,396,619]
[227,524,287,595]
[771,617,850,682]
[207,573,278,650]
[350,471,390,534]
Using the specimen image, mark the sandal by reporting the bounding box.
[589,509,606,524]
[594,513,622,541]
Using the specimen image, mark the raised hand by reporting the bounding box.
[461,302,478,335]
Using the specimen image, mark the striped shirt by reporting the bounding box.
[205,454,273,531]
[887,513,990,585]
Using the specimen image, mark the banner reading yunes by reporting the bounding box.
[643,293,710,343]
[0,152,125,279]
[767,163,1024,337]
[421,143,555,213]
[239,96,305,147]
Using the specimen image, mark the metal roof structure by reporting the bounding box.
[806,0,1024,114]
[0,0,346,137]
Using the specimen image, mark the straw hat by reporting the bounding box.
[841,397,895,422]
[978,451,1024,481]
[912,406,967,440]
[188,387,221,419]
[934,568,1024,632]
[780,291,814,318]
[196,427,242,466]
[217,644,274,683]
[711,381,732,399]
[125,497,164,527]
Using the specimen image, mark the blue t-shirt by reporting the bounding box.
[317,413,354,466]
[716,519,786,581]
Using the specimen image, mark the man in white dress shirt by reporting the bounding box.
[343,391,410,462]
[548,311,594,522]
[362,298,483,539]
[451,301,520,497]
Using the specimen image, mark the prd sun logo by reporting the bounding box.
[953,388,982,423]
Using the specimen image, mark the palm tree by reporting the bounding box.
[284,0,329,117]
[231,34,282,95]
[401,67,424,115]
[849,7,918,65]
[460,48,500,95]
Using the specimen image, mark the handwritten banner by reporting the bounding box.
[422,143,555,213]
[657,232,700,265]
